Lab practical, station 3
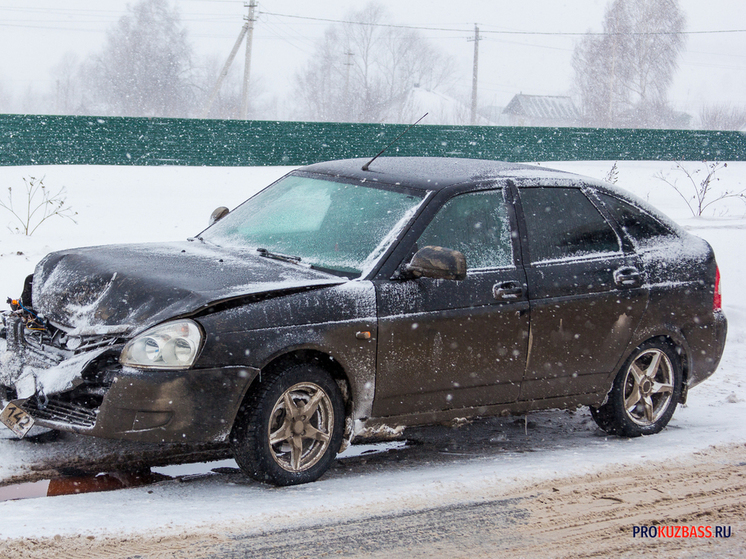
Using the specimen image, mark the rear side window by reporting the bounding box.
[596,193,673,245]
[519,187,620,263]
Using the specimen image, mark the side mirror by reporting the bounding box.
[404,246,467,281]
[209,206,230,226]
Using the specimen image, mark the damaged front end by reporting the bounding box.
[0,293,125,437]
[0,240,352,444]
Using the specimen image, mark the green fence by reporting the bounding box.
[1,113,744,166]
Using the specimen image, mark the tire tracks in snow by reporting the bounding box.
[2,444,745,558]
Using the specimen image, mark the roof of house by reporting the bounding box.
[503,94,581,121]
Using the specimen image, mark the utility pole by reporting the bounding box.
[200,2,257,119]
[240,1,258,120]
[468,24,481,125]
[343,49,354,121]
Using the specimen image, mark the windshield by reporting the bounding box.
[202,174,426,276]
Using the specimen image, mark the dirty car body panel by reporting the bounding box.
[0,157,727,484]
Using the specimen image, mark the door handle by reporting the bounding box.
[493,281,524,300]
[614,266,642,287]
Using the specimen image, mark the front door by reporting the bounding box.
[373,188,530,418]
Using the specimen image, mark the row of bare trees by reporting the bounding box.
[1,0,458,123]
[0,0,459,122]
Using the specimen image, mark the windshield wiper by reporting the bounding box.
[256,248,303,265]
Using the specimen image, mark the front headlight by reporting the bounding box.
[120,320,203,369]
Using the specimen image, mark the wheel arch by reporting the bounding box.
[639,334,690,403]
[600,327,692,407]
[240,348,356,449]
[634,327,691,393]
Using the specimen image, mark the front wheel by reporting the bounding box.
[230,363,345,486]
[590,339,683,437]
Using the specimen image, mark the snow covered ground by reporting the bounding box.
[0,160,744,539]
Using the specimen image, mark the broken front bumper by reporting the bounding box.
[1,312,259,444]
[64,365,260,443]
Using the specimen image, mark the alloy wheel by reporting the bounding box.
[622,348,675,426]
[268,382,334,472]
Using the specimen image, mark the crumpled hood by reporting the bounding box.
[32,241,346,335]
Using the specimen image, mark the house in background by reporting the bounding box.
[502,94,581,127]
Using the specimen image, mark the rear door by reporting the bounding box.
[515,185,648,402]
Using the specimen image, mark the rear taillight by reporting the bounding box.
[714,266,722,311]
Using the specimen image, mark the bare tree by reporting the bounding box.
[193,55,268,120]
[655,161,745,217]
[293,2,456,123]
[572,1,633,127]
[699,104,746,131]
[0,176,77,236]
[18,85,45,115]
[193,55,243,119]
[83,0,195,117]
[50,53,84,115]
[573,0,686,128]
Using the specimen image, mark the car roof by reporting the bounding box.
[299,157,684,234]
[299,157,580,191]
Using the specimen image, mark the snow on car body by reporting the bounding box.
[0,157,727,485]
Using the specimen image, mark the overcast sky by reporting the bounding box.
[1,0,744,115]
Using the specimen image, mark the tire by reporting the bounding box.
[230,363,345,486]
[590,339,683,437]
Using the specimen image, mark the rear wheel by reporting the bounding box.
[591,339,683,437]
[230,363,345,486]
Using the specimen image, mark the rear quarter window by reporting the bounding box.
[596,193,674,246]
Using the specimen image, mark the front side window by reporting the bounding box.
[519,187,620,263]
[417,189,513,270]
[202,174,426,276]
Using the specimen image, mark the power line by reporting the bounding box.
[3,6,742,39]
[0,22,106,32]
[260,10,746,37]
[261,16,318,52]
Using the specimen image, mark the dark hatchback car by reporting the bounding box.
[0,157,727,485]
